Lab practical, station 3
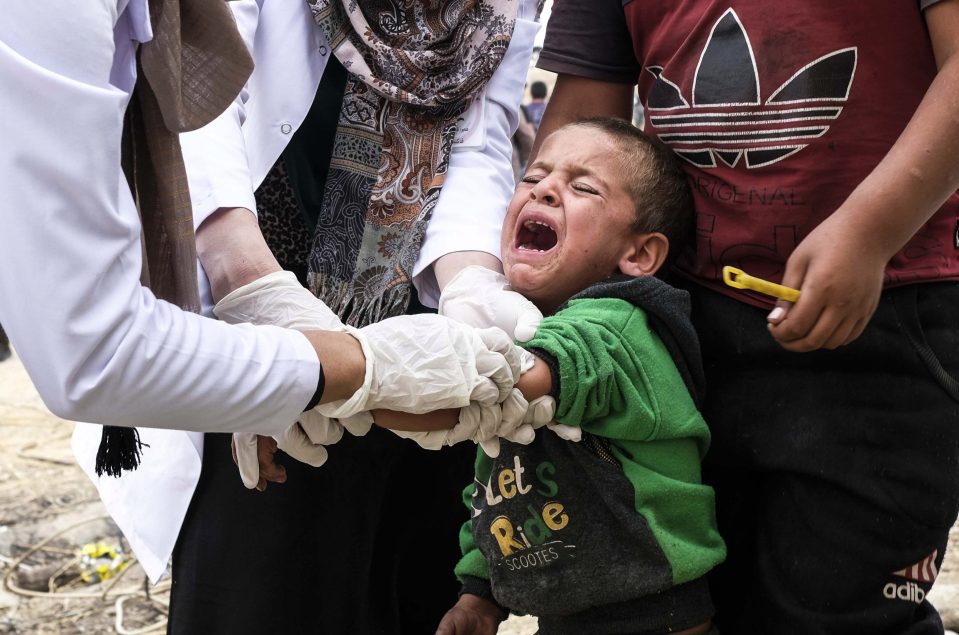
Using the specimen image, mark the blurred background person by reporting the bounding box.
[524,80,549,129]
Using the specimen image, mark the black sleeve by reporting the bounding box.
[302,364,326,411]
[537,0,641,84]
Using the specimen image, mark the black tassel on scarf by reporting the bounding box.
[95,426,148,477]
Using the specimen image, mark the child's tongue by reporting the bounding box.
[517,220,558,251]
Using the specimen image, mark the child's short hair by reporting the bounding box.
[530,81,549,100]
[564,117,694,255]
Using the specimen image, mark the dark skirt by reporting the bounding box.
[168,430,475,634]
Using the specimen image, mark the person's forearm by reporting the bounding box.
[433,251,504,291]
[830,6,959,260]
[516,354,552,400]
[372,408,459,431]
[303,330,366,404]
[531,75,634,160]
[372,355,552,431]
[195,207,282,303]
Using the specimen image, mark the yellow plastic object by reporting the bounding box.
[722,266,801,303]
[79,541,129,583]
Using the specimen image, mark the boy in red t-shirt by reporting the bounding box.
[534,2,959,633]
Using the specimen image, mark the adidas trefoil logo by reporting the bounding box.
[647,8,857,169]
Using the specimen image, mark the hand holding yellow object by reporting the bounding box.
[722,266,801,303]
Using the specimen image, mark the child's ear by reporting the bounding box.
[618,232,669,277]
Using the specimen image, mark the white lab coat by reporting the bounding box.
[0,1,328,580]
[180,0,541,305]
[59,0,541,582]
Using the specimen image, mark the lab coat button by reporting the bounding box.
[318,45,328,56]
[281,123,292,134]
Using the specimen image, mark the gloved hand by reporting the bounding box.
[519,395,581,444]
[392,393,557,458]
[232,413,342,490]
[475,396,582,453]
[213,270,343,332]
[336,412,375,437]
[476,394,555,458]
[439,265,544,342]
[391,389,527,455]
[214,271,349,489]
[469,354,555,456]
[315,314,527,419]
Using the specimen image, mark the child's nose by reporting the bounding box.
[529,179,559,205]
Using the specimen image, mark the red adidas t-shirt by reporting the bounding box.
[539,0,959,307]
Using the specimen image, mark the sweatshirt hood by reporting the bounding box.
[566,275,706,406]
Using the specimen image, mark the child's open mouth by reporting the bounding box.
[515,218,558,252]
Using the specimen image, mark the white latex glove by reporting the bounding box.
[522,394,581,443]
[214,270,344,331]
[297,409,345,446]
[214,271,348,489]
[439,265,544,342]
[390,389,530,456]
[473,355,549,457]
[477,394,555,458]
[388,405,498,452]
[391,392,556,458]
[233,414,341,489]
[316,314,527,419]
[338,412,375,437]
[231,434,267,489]
[526,395,557,427]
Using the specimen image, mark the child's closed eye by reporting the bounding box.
[572,182,599,195]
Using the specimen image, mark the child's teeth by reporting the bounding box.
[523,220,551,230]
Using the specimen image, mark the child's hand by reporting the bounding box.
[231,413,348,490]
[231,434,287,491]
[435,594,505,635]
[767,211,887,352]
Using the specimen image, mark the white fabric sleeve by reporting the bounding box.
[411,14,543,307]
[178,0,260,229]
[0,14,318,436]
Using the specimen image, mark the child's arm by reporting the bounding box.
[768,1,959,352]
[371,355,552,431]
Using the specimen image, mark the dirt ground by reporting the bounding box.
[1,349,957,634]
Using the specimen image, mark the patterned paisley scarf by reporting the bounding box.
[305,0,520,327]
